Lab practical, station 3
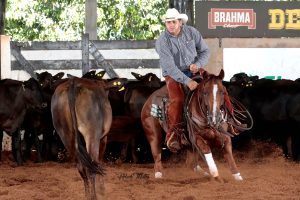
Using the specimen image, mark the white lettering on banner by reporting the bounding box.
[208,8,256,29]
[214,12,250,23]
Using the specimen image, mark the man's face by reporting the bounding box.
[165,19,182,36]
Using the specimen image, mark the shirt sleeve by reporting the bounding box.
[190,27,210,68]
[155,35,191,85]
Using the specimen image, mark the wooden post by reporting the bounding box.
[0,0,6,35]
[89,41,118,78]
[81,33,90,76]
[10,43,36,79]
[85,0,97,40]
[0,35,10,79]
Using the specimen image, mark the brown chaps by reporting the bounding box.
[165,76,185,136]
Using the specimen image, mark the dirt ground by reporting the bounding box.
[0,141,300,200]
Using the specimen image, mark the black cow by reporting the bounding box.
[22,71,65,162]
[229,72,258,86]
[105,72,163,163]
[0,78,46,165]
[124,72,162,118]
[51,77,126,199]
[227,77,300,161]
[24,71,107,162]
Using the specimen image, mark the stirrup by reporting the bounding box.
[166,132,181,152]
[180,131,189,146]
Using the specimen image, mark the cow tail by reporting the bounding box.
[68,78,105,176]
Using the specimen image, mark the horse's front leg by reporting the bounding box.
[195,134,219,179]
[223,136,243,181]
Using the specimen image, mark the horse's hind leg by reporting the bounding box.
[142,117,163,178]
[77,162,92,199]
[78,158,99,200]
[223,137,243,181]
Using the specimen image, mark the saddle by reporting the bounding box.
[150,83,197,146]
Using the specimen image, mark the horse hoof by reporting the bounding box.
[193,165,202,172]
[193,165,210,177]
[232,173,243,181]
[155,172,162,179]
[213,176,224,183]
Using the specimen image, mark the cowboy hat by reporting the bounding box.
[161,8,188,24]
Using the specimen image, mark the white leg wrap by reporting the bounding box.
[232,172,243,181]
[204,153,219,177]
[155,172,162,179]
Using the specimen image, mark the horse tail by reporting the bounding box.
[68,77,105,176]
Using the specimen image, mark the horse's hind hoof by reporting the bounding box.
[193,165,210,177]
[213,176,224,183]
[155,172,162,179]
[232,172,243,181]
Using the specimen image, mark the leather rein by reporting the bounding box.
[185,79,235,145]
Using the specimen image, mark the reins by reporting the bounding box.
[185,78,235,150]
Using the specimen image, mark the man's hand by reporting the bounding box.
[187,80,198,91]
[189,64,199,74]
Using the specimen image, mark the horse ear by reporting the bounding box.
[218,69,225,79]
[202,70,209,80]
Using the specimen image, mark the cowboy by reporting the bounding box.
[156,8,240,153]
[155,8,210,152]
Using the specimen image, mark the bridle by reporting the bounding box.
[186,77,234,146]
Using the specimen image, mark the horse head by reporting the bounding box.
[198,69,225,128]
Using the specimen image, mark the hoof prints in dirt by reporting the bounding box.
[3,177,32,186]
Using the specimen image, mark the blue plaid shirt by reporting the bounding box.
[155,25,209,85]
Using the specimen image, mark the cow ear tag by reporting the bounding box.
[118,86,125,92]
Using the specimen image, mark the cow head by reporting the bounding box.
[23,78,47,109]
[36,71,64,89]
[82,70,106,80]
[230,72,258,88]
[131,72,161,88]
[105,78,128,91]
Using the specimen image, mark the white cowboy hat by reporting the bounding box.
[161,8,188,24]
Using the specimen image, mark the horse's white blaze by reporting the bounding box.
[212,84,218,124]
[204,153,219,177]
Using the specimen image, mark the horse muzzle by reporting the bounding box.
[207,112,223,128]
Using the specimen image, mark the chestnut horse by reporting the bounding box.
[141,69,245,181]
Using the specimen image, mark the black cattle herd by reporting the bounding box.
[0,70,299,166]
